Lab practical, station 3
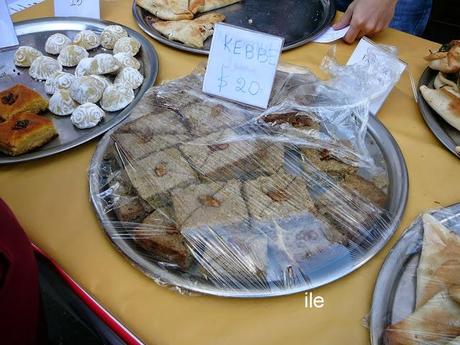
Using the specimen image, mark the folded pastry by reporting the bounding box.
[420,85,460,132]
[416,214,460,307]
[153,13,225,48]
[425,42,460,73]
[385,291,460,345]
[136,0,193,20]
[189,0,241,14]
[0,84,48,121]
[0,112,57,156]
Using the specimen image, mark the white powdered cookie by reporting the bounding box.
[45,33,72,55]
[49,89,78,116]
[73,30,100,50]
[29,56,62,80]
[100,25,128,49]
[71,103,105,129]
[57,44,89,67]
[101,84,134,112]
[114,67,144,89]
[14,46,42,67]
[44,71,76,95]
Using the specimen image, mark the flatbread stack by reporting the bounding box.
[420,40,460,132]
[137,0,241,48]
[385,214,460,345]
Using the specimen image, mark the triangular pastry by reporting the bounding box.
[416,214,460,307]
[153,13,225,48]
[137,0,193,20]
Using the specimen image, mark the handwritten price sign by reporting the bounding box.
[54,0,100,19]
[203,23,284,109]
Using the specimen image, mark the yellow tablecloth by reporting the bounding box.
[2,1,459,344]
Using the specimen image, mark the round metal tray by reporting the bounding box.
[418,67,460,159]
[0,17,159,164]
[132,0,336,55]
[370,202,460,345]
[89,114,408,298]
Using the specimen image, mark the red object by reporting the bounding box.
[0,198,46,345]
[32,244,143,345]
[0,198,143,345]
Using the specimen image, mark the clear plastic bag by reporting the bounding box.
[89,63,393,295]
[371,206,460,345]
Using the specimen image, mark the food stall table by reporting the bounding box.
[2,1,459,344]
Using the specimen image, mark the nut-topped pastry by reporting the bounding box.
[0,112,57,156]
[171,180,249,231]
[0,84,48,121]
[125,147,198,208]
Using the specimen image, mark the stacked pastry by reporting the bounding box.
[419,40,460,134]
[103,72,389,287]
[13,25,144,130]
[0,84,57,156]
[385,215,460,345]
[137,0,242,48]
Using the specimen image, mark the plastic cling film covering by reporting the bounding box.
[89,65,395,296]
[372,205,460,345]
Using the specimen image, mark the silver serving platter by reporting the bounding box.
[370,203,460,345]
[132,0,336,55]
[89,114,408,298]
[418,68,460,158]
[0,17,159,164]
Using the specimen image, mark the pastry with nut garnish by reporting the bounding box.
[0,84,48,121]
[0,112,57,156]
[171,180,248,231]
[125,147,198,209]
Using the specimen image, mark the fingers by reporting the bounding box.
[343,25,361,44]
[333,5,353,30]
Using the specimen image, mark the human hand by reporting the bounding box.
[333,0,397,44]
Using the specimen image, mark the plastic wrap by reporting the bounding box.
[371,205,460,345]
[89,63,397,296]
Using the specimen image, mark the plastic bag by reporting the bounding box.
[372,206,460,345]
[89,63,393,295]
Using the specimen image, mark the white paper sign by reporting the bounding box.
[347,37,407,115]
[0,0,19,49]
[8,0,45,14]
[203,23,284,109]
[54,0,100,19]
[313,26,349,43]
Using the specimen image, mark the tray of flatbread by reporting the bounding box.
[418,41,460,158]
[370,203,460,345]
[88,64,408,298]
[0,17,158,164]
[132,0,336,54]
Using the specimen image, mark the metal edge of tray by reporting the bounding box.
[417,67,460,159]
[0,16,159,165]
[369,202,460,345]
[88,113,408,298]
[131,0,336,55]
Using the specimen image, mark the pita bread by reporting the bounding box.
[451,286,460,304]
[193,0,241,13]
[385,291,460,345]
[153,13,225,48]
[136,0,193,20]
[416,214,460,307]
[434,73,458,90]
[420,85,460,132]
[425,43,460,73]
[447,336,460,345]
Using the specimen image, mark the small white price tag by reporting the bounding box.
[203,23,284,109]
[347,37,407,115]
[54,0,100,19]
[0,0,19,49]
[313,26,349,43]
